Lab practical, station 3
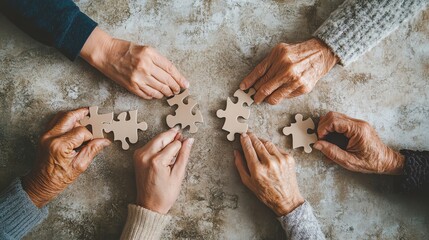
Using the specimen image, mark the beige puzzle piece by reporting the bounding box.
[282,114,318,153]
[80,106,113,138]
[104,110,148,150]
[216,88,256,141]
[166,89,204,133]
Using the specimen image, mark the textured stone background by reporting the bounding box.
[0,0,428,239]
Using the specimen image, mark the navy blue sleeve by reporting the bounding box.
[0,0,98,60]
[399,150,429,194]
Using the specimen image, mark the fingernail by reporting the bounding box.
[184,80,190,88]
[313,142,321,150]
[239,83,245,90]
[188,138,194,146]
[242,132,248,137]
[173,126,181,131]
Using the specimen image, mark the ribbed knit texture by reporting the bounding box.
[400,150,429,193]
[313,0,428,66]
[120,204,172,240]
[0,178,48,239]
[278,201,325,240]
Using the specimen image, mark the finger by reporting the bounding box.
[286,86,308,99]
[138,83,164,99]
[234,150,253,189]
[45,108,89,139]
[260,139,282,157]
[143,128,180,156]
[254,73,291,104]
[240,55,272,90]
[240,133,261,173]
[73,138,111,172]
[46,111,65,130]
[265,81,300,105]
[313,140,356,171]
[146,75,174,97]
[152,67,181,94]
[317,112,355,139]
[248,133,271,163]
[57,126,94,150]
[157,140,182,166]
[152,54,189,89]
[253,66,278,91]
[171,138,194,179]
[133,87,153,100]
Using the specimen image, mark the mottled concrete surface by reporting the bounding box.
[1,0,428,239]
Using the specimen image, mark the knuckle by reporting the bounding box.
[74,161,86,172]
[49,138,63,152]
[260,87,272,96]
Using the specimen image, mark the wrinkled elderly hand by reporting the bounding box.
[81,28,189,99]
[22,108,111,208]
[133,128,194,214]
[314,112,405,175]
[235,132,304,216]
[240,38,338,105]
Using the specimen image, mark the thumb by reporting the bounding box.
[313,140,355,170]
[73,139,111,172]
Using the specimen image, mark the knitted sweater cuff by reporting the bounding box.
[0,178,48,239]
[400,150,429,193]
[277,201,325,240]
[313,0,427,66]
[120,204,172,240]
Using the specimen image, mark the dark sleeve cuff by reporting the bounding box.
[58,12,98,61]
[0,178,48,239]
[400,150,429,194]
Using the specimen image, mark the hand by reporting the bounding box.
[22,108,111,208]
[133,128,194,214]
[314,111,405,175]
[80,28,189,99]
[240,38,338,105]
[234,132,304,216]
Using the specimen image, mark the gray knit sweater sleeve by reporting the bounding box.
[277,201,325,240]
[313,0,428,66]
[0,178,48,239]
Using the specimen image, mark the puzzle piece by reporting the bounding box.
[216,88,256,141]
[166,89,203,133]
[282,114,317,153]
[103,110,147,150]
[80,106,113,138]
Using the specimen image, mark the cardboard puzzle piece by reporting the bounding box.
[282,114,317,153]
[104,110,148,150]
[216,88,256,141]
[166,89,204,133]
[80,106,113,138]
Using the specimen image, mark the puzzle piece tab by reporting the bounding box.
[282,114,317,153]
[216,88,256,141]
[80,106,113,138]
[104,110,148,150]
[166,89,203,133]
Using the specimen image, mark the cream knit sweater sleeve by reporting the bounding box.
[313,0,428,66]
[120,204,172,240]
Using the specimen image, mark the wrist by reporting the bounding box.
[80,27,113,69]
[273,194,305,217]
[311,37,339,65]
[22,173,51,208]
[385,149,405,175]
[136,196,170,215]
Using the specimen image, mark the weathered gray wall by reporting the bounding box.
[0,0,428,239]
